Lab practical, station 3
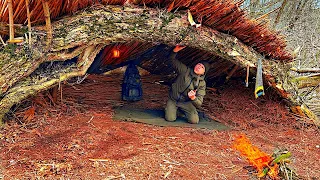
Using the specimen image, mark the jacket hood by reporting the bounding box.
[198,61,210,75]
[192,61,210,78]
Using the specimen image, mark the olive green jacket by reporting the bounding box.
[169,52,206,108]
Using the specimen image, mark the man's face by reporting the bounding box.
[194,63,205,75]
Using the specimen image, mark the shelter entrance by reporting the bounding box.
[8,42,289,130]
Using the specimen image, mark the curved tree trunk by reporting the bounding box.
[0,5,318,125]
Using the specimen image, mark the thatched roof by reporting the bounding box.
[0,0,292,61]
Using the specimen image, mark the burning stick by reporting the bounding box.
[233,134,299,180]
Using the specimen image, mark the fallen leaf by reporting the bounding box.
[23,107,35,123]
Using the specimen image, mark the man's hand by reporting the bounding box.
[173,45,186,53]
[188,90,196,100]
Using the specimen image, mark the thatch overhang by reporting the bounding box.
[0,0,319,126]
[0,0,292,60]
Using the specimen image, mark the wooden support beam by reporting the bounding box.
[50,86,58,105]
[42,0,53,45]
[7,0,14,41]
[226,64,239,81]
[25,0,32,46]
[6,0,24,44]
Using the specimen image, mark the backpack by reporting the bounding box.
[122,63,143,101]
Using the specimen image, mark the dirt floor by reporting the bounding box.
[0,74,319,179]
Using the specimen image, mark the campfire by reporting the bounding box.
[233,134,299,180]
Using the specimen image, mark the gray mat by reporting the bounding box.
[113,106,230,130]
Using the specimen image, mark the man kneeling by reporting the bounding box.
[165,45,210,124]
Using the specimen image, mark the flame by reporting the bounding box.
[233,134,279,179]
[112,49,120,58]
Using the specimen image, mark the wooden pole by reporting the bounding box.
[7,0,24,44]
[7,0,14,41]
[42,0,53,45]
[49,86,58,105]
[226,64,239,81]
[246,64,249,87]
[25,0,32,46]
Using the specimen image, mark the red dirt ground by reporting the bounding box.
[1,74,319,179]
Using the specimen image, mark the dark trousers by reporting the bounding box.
[165,98,199,124]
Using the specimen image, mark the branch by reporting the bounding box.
[42,0,52,45]
[274,0,288,26]
[0,44,103,125]
[301,104,320,126]
[290,67,320,73]
[291,73,320,88]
